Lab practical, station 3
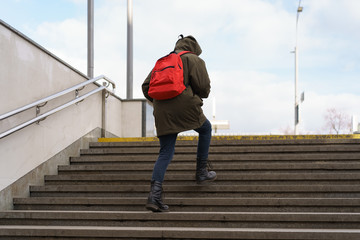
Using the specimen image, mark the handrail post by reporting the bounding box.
[101,82,107,138]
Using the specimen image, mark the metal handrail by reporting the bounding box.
[0,75,115,121]
[0,75,115,139]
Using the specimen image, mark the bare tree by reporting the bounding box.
[323,108,351,134]
[279,125,293,135]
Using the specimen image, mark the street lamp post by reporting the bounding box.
[294,1,303,135]
[87,0,94,79]
[127,0,133,99]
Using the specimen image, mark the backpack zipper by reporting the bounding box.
[154,65,176,73]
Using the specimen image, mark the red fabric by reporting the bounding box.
[148,51,191,100]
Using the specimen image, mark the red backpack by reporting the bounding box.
[148,51,191,100]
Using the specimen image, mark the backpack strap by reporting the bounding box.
[178,50,192,56]
[170,50,192,56]
[177,51,193,88]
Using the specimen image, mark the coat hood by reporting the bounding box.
[174,35,202,56]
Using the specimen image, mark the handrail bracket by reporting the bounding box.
[36,102,47,113]
[36,102,48,124]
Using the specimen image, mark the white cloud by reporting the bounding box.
[23,0,360,134]
[30,18,87,73]
[299,0,360,71]
[203,70,293,134]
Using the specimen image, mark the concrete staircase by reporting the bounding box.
[1,137,360,239]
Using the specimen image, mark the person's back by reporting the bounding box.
[142,35,210,136]
[142,35,216,212]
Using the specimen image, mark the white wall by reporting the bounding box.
[0,23,86,115]
[0,20,148,203]
[121,100,144,137]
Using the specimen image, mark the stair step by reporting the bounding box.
[1,225,360,239]
[28,184,360,198]
[65,162,360,170]
[3,138,360,239]
[44,173,360,185]
[54,172,360,181]
[57,164,360,174]
[80,144,360,155]
[71,152,360,163]
[1,210,360,229]
[89,138,360,147]
[13,197,360,212]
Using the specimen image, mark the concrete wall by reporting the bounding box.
[0,20,150,209]
[121,100,145,137]
[0,22,86,115]
[0,128,102,210]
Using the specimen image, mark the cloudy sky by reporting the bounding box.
[1,0,360,135]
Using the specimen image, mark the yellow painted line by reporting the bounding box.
[98,137,159,142]
[98,136,198,142]
[211,134,360,141]
[98,134,360,142]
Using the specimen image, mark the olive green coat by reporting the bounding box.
[142,36,211,136]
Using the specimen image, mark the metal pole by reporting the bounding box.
[295,46,299,135]
[127,0,133,99]
[87,0,94,79]
[294,0,302,135]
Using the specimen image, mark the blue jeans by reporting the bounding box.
[151,119,212,183]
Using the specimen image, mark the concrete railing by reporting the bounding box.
[0,20,154,209]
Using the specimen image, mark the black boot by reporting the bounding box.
[196,158,217,184]
[145,180,169,212]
